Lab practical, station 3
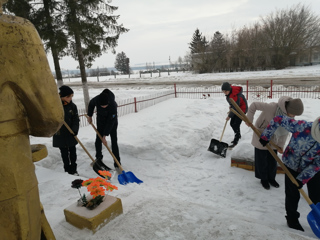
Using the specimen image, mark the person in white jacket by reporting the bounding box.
[246,96,304,190]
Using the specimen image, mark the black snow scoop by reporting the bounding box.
[208,118,229,158]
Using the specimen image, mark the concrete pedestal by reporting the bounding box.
[64,195,123,233]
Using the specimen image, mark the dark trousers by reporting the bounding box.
[95,122,121,163]
[254,148,278,180]
[59,146,77,173]
[230,115,242,140]
[285,167,320,219]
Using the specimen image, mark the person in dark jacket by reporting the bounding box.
[260,115,320,232]
[221,82,248,148]
[53,85,80,175]
[87,89,120,169]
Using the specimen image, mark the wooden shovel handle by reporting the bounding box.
[229,99,313,205]
[63,121,95,163]
[85,115,124,172]
[220,119,229,142]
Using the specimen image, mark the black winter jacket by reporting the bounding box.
[53,101,79,148]
[87,89,118,136]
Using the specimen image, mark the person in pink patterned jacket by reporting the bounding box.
[260,115,320,232]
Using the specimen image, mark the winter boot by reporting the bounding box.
[269,179,280,188]
[285,216,304,231]
[261,180,270,190]
[229,136,240,148]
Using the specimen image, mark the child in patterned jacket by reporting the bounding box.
[259,115,320,232]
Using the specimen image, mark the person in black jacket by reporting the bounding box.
[53,85,80,175]
[87,89,121,169]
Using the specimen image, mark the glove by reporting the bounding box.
[296,179,303,189]
[259,138,269,146]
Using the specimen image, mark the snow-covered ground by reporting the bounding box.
[30,65,320,239]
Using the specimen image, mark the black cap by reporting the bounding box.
[59,85,73,97]
[221,82,231,91]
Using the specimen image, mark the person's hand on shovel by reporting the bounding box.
[102,136,108,146]
[259,137,284,154]
[87,116,92,124]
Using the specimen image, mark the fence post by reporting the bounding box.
[134,97,137,112]
[174,83,177,98]
[246,80,249,100]
[270,80,273,99]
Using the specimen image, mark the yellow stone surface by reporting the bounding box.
[31,144,48,162]
[0,10,63,239]
[64,196,123,233]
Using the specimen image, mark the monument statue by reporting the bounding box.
[0,2,64,239]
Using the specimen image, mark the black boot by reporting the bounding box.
[261,180,270,190]
[229,136,240,148]
[285,216,304,231]
[269,179,280,188]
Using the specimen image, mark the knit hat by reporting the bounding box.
[286,98,304,116]
[59,85,73,97]
[99,91,109,105]
[221,82,231,91]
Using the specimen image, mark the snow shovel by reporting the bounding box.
[229,99,320,238]
[85,115,143,185]
[62,121,112,179]
[208,118,229,158]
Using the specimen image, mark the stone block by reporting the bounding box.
[64,195,123,233]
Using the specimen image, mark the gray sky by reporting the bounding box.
[48,0,320,70]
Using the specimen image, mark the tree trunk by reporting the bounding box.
[51,46,63,87]
[43,0,63,87]
[69,3,90,110]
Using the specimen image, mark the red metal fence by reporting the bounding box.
[78,80,320,127]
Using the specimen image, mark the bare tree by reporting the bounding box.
[261,4,320,69]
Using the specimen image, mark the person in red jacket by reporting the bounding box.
[221,82,248,148]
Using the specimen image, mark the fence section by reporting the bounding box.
[79,90,175,127]
[78,80,320,127]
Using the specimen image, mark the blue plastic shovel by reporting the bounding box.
[229,99,320,238]
[86,115,143,185]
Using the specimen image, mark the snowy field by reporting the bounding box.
[30,65,320,240]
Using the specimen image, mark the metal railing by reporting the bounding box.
[78,80,320,127]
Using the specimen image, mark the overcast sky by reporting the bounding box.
[48,0,320,70]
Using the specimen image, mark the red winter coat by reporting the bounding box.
[226,86,248,118]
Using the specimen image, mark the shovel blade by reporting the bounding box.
[208,138,228,158]
[118,170,143,185]
[92,160,112,180]
[307,202,320,238]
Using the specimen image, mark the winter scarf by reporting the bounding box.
[311,117,320,143]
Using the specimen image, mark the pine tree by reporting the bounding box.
[62,0,129,109]
[4,0,67,87]
[5,0,129,109]
[210,31,227,71]
[115,52,130,74]
[189,28,207,54]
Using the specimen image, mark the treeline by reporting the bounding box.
[188,4,320,73]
